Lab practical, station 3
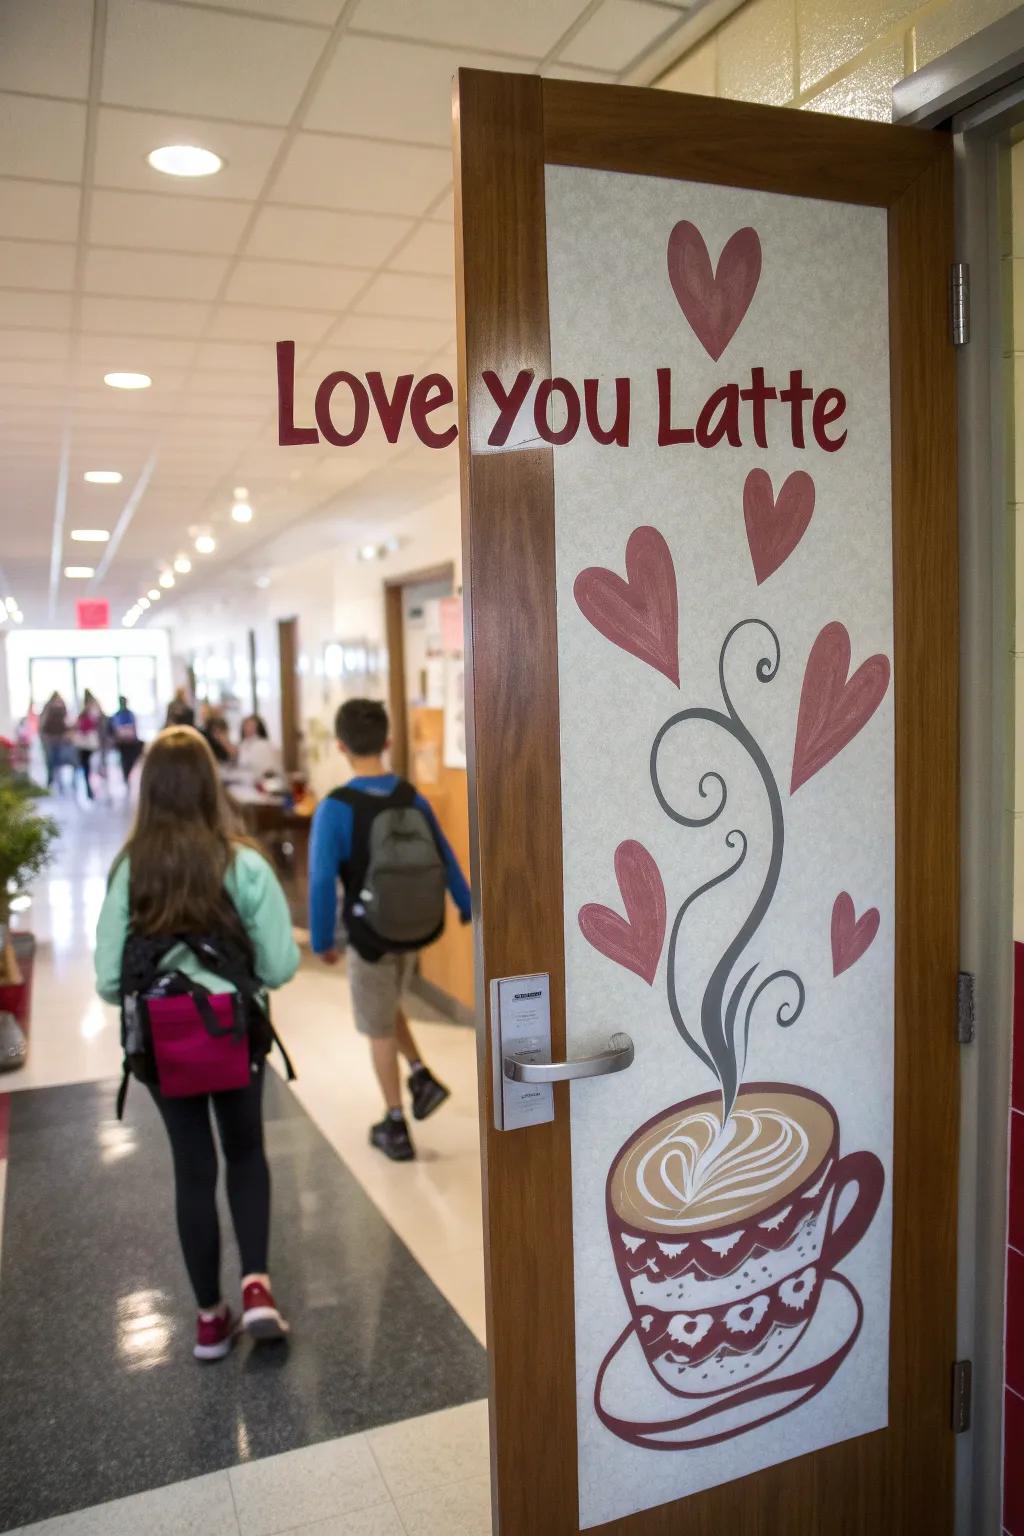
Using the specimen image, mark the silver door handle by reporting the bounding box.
[503,1031,634,1084]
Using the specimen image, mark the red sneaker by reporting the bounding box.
[194,1307,236,1362]
[242,1280,290,1341]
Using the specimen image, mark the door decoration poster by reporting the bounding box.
[547,169,894,1528]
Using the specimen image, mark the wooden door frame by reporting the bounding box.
[455,70,958,1535]
[383,562,455,778]
[277,616,300,775]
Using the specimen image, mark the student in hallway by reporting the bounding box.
[309,698,472,1161]
[109,694,143,785]
[95,727,300,1361]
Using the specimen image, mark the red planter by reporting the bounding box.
[0,933,36,1036]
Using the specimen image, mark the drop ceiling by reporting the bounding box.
[0,0,700,627]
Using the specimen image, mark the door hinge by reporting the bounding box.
[950,262,970,346]
[957,971,976,1044]
[952,1359,972,1433]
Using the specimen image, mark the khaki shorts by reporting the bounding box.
[347,949,416,1038]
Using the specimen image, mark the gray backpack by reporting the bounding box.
[333,781,447,959]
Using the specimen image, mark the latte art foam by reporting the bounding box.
[611,1091,834,1233]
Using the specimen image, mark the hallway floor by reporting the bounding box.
[0,789,491,1536]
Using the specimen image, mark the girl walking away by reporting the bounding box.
[94,727,300,1361]
[74,691,104,800]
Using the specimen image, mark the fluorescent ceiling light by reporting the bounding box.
[64,566,94,578]
[147,144,223,178]
[104,372,151,390]
[147,588,161,601]
[83,470,122,485]
[231,501,252,524]
[195,534,216,554]
[173,554,192,574]
[70,528,111,543]
[158,571,175,589]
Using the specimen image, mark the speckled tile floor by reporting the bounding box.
[0,795,491,1535]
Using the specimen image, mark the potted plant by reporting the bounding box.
[0,773,58,989]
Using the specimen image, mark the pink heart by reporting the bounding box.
[578,841,666,987]
[791,622,890,793]
[743,468,815,585]
[667,221,762,362]
[831,892,880,976]
[573,526,679,687]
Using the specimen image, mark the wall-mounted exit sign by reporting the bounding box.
[76,599,109,630]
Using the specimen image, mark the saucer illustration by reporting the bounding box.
[595,1273,863,1450]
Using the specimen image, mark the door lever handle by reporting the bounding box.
[503,1032,634,1084]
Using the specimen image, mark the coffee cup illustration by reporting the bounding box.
[606,1083,882,1400]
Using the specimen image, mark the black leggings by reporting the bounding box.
[149,1067,270,1310]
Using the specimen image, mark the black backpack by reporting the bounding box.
[116,914,294,1117]
[332,781,447,961]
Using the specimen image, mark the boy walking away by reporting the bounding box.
[309,699,472,1161]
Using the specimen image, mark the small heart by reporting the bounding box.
[574,526,679,687]
[791,622,890,793]
[667,221,762,362]
[743,468,815,585]
[578,840,666,986]
[831,892,880,976]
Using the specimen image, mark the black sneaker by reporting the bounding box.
[370,1115,415,1161]
[409,1066,451,1122]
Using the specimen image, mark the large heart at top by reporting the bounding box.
[743,468,815,585]
[574,525,680,687]
[578,840,666,986]
[667,221,762,362]
[791,622,890,793]
[831,892,880,976]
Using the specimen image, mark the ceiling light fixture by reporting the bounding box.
[233,486,249,500]
[70,528,111,543]
[138,597,151,610]
[148,588,161,601]
[147,144,223,178]
[195,534,216,554]
[83,470,123,485]
[255,576,271,589]
[104,372,151,390]
[173,554,192,574]
[358,544,378,562]
[64,566,94,579]
[3,597,15,613]
[158,571,175,589]
[231,501,252,524]
[11,611,22,624]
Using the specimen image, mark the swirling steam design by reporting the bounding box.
[649,619,805,1123]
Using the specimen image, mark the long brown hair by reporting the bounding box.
[116,726,247,936]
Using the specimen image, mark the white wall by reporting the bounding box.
[159,485,461,797]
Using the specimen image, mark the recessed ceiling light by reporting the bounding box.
[11,611,23,624]
[104,372,151,390]
[83,470,123,485]
[138,597,151,610]
[158,571,175,589]
[195,534,216,554]
[231,501,252,524]
[173,554,192,574]
[148,588,161,601]
[70,528,111,543]
[255,576,271,589]
[3,597,15,613]
[148,144,223,178]
[358,544,378,561]
[64,566,94,579]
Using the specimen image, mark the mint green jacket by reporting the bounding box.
[95,845,301,1005]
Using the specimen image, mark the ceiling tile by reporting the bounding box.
[0,180,81,243]
[350,0,588,58]
[354,270,453,320]
[0,357,69,387]
[247,204,411,266]
[304,345,433,377]
[94,108,283,200]
[0,328,70,360]
[0,290,72,329]
[80,295,211,338]
[305,35,533,145]
[560,0,680,70]
[102,0,325,125]
[0,93,86,182]
[271,134,450,216]
[192,0,345,20]
[76,334,198,368]
[0,0,93,98]
[208,304,334,343]
[192,340,278,372]
[542,61,619,82]
[0,240,75,292]
[89,190,250,255]
[224,259,368,310]
[389,222,453,275]
[427,189,454,222]
[183,367,276,398]
[84,248,230,302]
[331,313,452,351]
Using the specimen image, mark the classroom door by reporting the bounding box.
[454,73,959,1535]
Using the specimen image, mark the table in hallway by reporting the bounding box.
[226,783,313,928]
